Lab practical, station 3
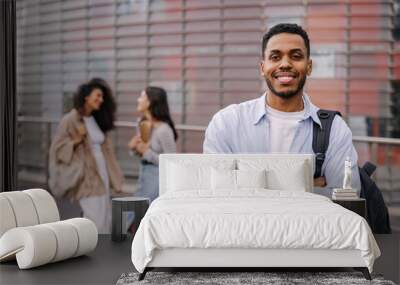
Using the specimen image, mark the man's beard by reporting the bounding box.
[265,75,306,99]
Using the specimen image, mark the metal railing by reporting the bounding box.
[16,116,400,232]
[17,116,400,189]
[17,116,207,184]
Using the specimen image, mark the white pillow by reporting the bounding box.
[266,162,308,191]
[167,160,236,192]
[211,169,267,191]
[211,168,236,190]
[236,169,267,189]
[237,158,312,192]
[168,163,210,191]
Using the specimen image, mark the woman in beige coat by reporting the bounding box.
[49,78,124,234]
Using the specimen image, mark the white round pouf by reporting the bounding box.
[0,189,98,269]
[23,189,60,223]
[0,226,57,269]
[63,218,98,257]
[0,196,17,237]
[42,221,79,262]
[0,192,39,227]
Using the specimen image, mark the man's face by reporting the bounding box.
[260,33,312,99]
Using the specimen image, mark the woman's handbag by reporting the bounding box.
[48,143,85,199]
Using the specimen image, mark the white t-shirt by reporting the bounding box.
[266,104,305,153]
[83,116,109,191]
[82,116,111,234]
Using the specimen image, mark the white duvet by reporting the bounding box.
[131,190,380,273]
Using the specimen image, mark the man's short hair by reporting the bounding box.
[261,23,310,58]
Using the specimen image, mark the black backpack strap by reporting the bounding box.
[312,109,341,178]
[362,161,376,177]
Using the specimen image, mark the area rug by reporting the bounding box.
[116,271,396,285]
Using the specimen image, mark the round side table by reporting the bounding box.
[111,197,150,242]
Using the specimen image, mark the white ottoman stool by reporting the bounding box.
[0,189,98,269]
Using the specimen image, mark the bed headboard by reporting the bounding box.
[159,153,315,195]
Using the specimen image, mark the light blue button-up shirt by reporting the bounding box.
[203,93,361,192]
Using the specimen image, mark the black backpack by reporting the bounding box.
[313,109,391,234]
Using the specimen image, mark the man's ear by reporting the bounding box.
[259,61,265,76]
[306,59,312,76]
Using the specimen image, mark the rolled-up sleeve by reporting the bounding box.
[322,116,361,191]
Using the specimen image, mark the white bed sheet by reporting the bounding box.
[131,190,380,273]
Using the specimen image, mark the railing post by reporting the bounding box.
[387,144,393,194]
[371,142,378,167]
[44,122,51,188]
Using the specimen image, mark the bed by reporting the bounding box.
[131,154,380,281]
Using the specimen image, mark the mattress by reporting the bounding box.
[131,190,380,273]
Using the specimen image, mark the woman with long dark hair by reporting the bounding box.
[49,78,124,234]
[128,86,177,202]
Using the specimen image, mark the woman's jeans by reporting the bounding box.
[135,162,159,203]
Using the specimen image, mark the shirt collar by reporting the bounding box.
[252,93,268,125]
[303,93,322,127]
[252,92,322,127]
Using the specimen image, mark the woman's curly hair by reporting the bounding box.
[73,78,116,133]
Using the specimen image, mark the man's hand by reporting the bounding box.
[313,176,327,187]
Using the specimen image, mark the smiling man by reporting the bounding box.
[203,23,361,192]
